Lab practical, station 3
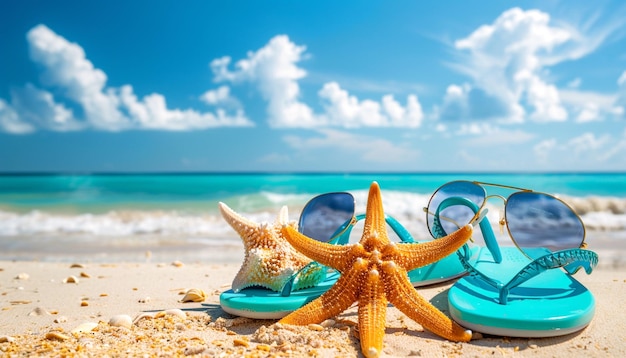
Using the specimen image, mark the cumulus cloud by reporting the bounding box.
[442,7,621,123]
[211,35,424,128]
[0,99,34,134]
[0,24,252,133]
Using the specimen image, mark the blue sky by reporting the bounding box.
[1,1,626,173]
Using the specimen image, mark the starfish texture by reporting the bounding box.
[279,182,473,358]
[219,202,326,293]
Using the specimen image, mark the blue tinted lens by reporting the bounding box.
[299,192,355,242]
[505,192,585,253]
[427,181,485,237]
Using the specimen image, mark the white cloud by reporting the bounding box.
[210,35,316,127]
[443,7,622,124]
[566,132,611,156]
[10,84,82,131]
[212,35,424,128]
[0,99,34,134]
[318,82,423,127]
[283,129,419,163]
[534,138,557,163]
[200,85,239,107]
[457,123,535,146]
[0,24,252,134]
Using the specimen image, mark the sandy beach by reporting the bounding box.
[1,258,625,357]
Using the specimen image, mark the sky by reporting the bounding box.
[1,1,626,173]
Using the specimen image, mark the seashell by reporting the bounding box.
[132,312,154,325]
[156,309,186,320]
[180,288,207,303]
[70,263,85,268]
[171,260,184,267]
[28,307,51,316]
[307,323,324,331]
[321,319,336,327]
[183,346,206,356]
[80,301,89,307]
[0,335,15,343]
[71,322,98,334]
[63,276,79,284]
[80,272,91,278]
[233,338,249,347]
[15,273,29,280]
[54,316,68,323]
[45,331,70,341]
[108,314,133,329]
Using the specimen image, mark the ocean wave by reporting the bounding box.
[0,191,625,236]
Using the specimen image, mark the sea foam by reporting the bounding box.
[0,191,625,237]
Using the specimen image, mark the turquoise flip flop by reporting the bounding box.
[220,192,473,319]
[434,196,598,337]
[220,270,339,319]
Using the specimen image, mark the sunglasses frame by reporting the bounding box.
[425,180,587,260]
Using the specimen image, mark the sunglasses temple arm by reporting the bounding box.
[328,216,359,245]
[385,215,415,243]
[436,196,502,263]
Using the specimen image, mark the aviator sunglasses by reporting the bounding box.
[424,181,587,260]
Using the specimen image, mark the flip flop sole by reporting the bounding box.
[448,247,595,337]
[220,272,339,319]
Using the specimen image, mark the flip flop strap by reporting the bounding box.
[497,249,598,304]
[434,196,502,263]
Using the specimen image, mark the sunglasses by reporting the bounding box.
[298,192,415,245]
[424,181,587,261]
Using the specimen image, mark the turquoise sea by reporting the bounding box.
[0,173,625,262]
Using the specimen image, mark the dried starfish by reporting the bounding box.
[279,182,473,358]
[219,202,325,292]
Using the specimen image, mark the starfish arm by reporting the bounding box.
[358,267,387,358]
[279,258,367,325]
[383,262,472,342]
[388,225,473,272]
[281,225,354,271]
[219,202,259,247]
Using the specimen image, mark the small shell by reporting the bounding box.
[63,276,79,284]
[109,314,133,329]
[15,273,29,280]
[80,301,89,307]
[132,312,154,325]
[171,260,184,267]
[70,263,85,268]
[0,336,15,343]
[180,288,207,303]
[54,316,68,323]
[28,307,51,316]
[308,323,324,331]
[233,338,249,347]
[80,272,91,278]
[155,309,186,320]
[183,346,206,356]
[45,331,70,341]
[71,322,98,334]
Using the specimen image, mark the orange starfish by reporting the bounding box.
[279,182,473,358]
